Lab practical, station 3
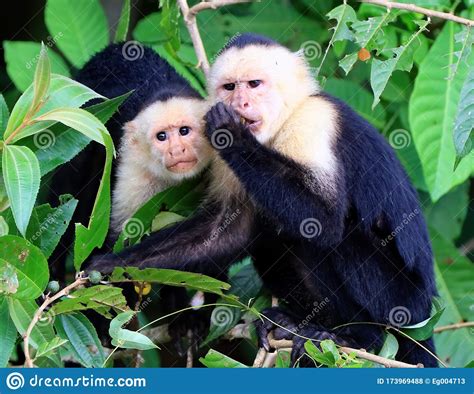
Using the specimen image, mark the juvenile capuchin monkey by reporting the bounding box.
[88,34,437,367]
[48,42,212,350]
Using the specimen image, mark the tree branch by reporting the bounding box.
[359,0,474,26]
[434,321,474,333]
[177,0,253,76]
[23,276,88,368]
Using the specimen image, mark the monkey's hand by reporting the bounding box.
[204,102,255,152]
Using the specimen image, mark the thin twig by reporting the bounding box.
[177,0,253,76]
[23,276,88,368]
[360,0,474,26]
[434,321,474,333]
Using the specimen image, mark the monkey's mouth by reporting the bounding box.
[240,116,262,133]
[167,159,198,173]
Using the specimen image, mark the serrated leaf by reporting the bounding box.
[453,69,474,162]
[371,20,429,108]
[3,41,70,92]
[110,311,158,350]
[352,10,395,49]
[7,298,56,351]
[2,146,40,236]
[55,312,106,368]
[409,22,474,201]
[34,337,68,360]
[114,0,131,43]
[4,74,104,142]
[45,0,109,68]
[449,25,473,81]
[339,52,358,75]
[200,349,247,368]
[326,4,358,43]
[378,332,399,360]
[30,43,51,115]
[0,297,17,367]
[74,133,114,269]
[52,285,128,318]
[0,235,49,299]
[35,93,130,176]
[33,196,78,258]
[34,107,108,146]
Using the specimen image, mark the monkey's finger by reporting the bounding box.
[254,319,273,351]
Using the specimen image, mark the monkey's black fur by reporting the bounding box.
[47,43,208,352]
[88,36,438,367]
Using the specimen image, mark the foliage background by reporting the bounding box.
[0,0,472,368]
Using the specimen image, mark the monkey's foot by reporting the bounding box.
[255,307,299,351]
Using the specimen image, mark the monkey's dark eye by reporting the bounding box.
[223,83,235,91]
[179,126,190,136]
[248,80,262,88]
[156,131,167,141]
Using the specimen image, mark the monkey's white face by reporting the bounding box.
[123,98,212,181]
[215,74,285,144]
[209,44,319,145]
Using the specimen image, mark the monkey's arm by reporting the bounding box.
[87,201,251,275]
[206,103,347,247]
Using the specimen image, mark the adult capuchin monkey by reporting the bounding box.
[88,34,437,367]
[49,42,212,350]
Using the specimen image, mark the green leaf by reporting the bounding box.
[35,337,68,360]
[113,177,203,251]
[378,332,399,360]
[0,217,8,237]
[109,267,230,296]
[4,74,104,142]
[326,4,357,43]
[150,211,185,232]
[275,350,291,368]
[352,10,395,49]
[432,230,474,367]
[45,0,109,68]
[35,93,130,176]
[401,303,444,341]
[114,0,131,43]
[2,145,41,236]
[7,298,56,350]
[30,43,51,115]
[74,133,114,269]
[0,235,49,299]
[324,78,386,129]
[52,285,128,318]
[449,26,473,81]
[453,69,474,162]
[0,94,10,137]
[159,0,181,52]
[0,297,17,367]
[55,312,106,368]
[200,349,248,368]
[33,196,78,258]
[425,182,469,241]
[370,20,429,108]
[34,107,108,146]
[339,52,358,75]
[0,175,10,213]
[409,22,474,201]
[304,340,335,366]
[3,41,70,92]
[109,311,158,350]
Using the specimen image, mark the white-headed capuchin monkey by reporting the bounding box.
[48,43,212,353]
[88,34,437,367]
